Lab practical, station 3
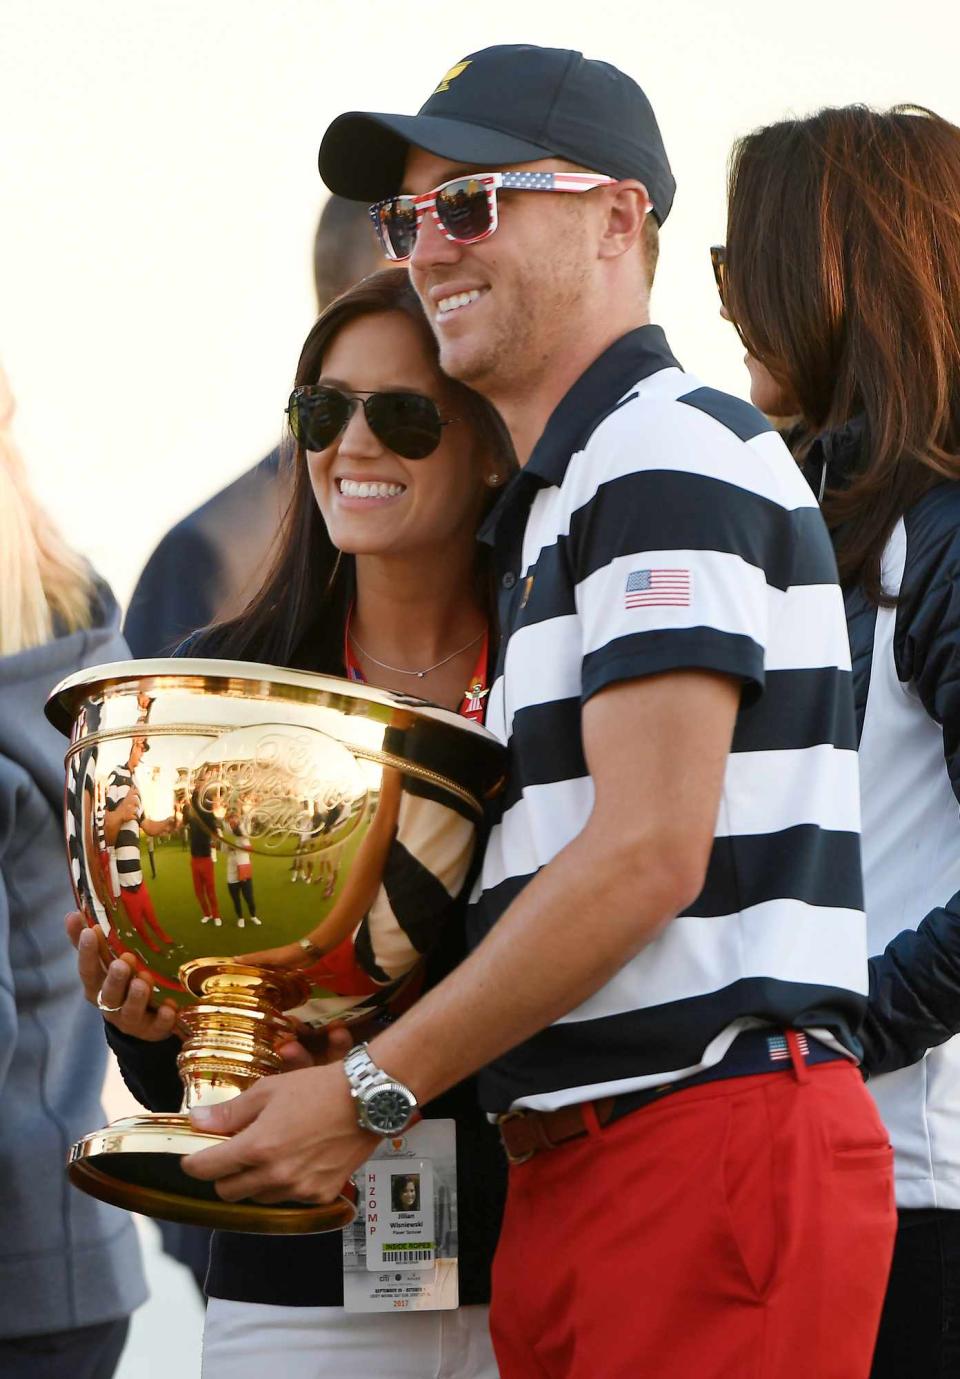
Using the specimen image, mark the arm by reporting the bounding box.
[0,868,14,1096]
[182,669,739,1203]
[141,816,175,838]
[371,670,738,1097]
[66,912,183,1110]
[860,494,960,1076]
[102,788,138,845]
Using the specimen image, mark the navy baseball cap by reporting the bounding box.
[319,44,676,225]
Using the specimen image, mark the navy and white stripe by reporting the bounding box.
[470,326,866,1113]
[105,764,143,888]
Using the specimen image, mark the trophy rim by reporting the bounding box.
[45,656,503,745]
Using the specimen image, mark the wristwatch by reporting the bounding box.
[343,1043,418,1136]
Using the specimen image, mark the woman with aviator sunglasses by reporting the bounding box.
[67,270,514,1378]
[719,105,960,1379]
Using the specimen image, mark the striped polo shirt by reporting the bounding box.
[469,326,867,1114]
[105,764,144,889]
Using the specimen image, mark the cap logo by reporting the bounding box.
[433,60,471,95]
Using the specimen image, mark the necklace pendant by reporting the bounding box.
[417,671,426,678]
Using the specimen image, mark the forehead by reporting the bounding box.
[401,146,571,195]
[319,311,444,390]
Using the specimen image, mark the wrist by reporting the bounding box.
[342,1042,418,1136]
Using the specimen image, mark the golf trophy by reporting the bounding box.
[47,659,504,1233]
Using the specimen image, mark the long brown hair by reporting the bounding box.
[191,270,512,667]
[725,105,960,602]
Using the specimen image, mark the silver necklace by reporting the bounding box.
[349,627,485,679]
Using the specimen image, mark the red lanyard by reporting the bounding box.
[343,608,490,723]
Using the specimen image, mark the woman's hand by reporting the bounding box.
[65,910,182,1042]
[234,939,313,970]
[277,1018,355,1071]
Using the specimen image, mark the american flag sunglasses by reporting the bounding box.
[369,170,619,262]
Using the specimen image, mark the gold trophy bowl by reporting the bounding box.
[46,659,505,1233]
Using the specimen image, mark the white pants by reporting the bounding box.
[202,1297,500,1379]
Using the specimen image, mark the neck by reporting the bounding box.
[493,303,650,466]
[351,545,486,669]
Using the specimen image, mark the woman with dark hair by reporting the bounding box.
[718,104,960,1378]
[69,269,513,1377]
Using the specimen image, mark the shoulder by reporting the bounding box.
[570,371,812,516]
[903,482,960,571]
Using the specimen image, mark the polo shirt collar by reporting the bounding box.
[525,324,680,487]
[478,324,680,548]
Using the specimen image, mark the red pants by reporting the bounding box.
[118,882,172,952]
[491,1060,895,1379]
[191,856,220,918]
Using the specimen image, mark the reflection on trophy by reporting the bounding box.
[47,659,504,1234]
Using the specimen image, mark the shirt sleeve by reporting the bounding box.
[568,403,811,705]
[103,1024,184,1112]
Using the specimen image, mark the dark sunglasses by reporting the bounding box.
[286,385,456,460]
[710,244,727,306]
[370,169,619,263]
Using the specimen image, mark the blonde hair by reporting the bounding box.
[0,382,94,655]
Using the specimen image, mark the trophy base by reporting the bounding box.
[69,1114,357,1234]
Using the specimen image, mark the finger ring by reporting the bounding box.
[96,990,124,1015]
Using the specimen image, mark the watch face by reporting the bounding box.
[364,1086,413,1134]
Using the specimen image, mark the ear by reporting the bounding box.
[597,180,651,261]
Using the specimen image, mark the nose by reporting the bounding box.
[409,208,462,273]
[719,304,732,323]
[336,400,383,458]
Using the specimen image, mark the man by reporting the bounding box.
[104,736,176,952]
[184,780,223,928]
[123,196,385,657]
[184,46,895,1377]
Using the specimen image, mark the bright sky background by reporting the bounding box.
[3,0,959,610]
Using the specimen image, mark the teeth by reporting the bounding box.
[338,479,405,499]
[437,288,483,315]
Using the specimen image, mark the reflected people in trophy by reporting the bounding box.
[224,807,260,929]
[103,736,177,953]
[185,769,224,928]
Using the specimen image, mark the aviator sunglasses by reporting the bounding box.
[710,244,727,307]
[286,384,456,459]
[370,169,619,262]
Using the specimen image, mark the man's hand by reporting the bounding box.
[181,1061,377,1204]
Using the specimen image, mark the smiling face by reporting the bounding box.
[305,310,489,563]
[403,149,595,400]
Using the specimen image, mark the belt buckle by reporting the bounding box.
[496,1109,536,1165]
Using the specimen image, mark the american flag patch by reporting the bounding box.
[767,1032,809,1061]
[624,568,692,608]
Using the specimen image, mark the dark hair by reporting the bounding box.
[725,104,960,602]
[312,195,384,311]
[193,270,512,668]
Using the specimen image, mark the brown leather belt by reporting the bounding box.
[495,1030,848,1164]
[496,1098,617,1165]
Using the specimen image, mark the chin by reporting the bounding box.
[439,340,498,392]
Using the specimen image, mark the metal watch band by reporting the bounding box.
[343,1043,385,1097]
